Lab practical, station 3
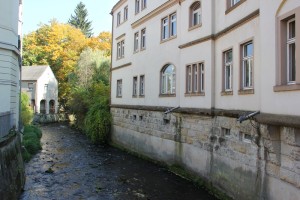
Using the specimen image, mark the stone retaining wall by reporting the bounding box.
[0,132,25,200]
[33,113,69,124]
[110,107,300,200]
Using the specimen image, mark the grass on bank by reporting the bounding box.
[22,125,42,162]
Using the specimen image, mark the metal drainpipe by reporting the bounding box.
[18,43,22,132]
[109,10,114,107]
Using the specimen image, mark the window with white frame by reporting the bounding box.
[134,32,139,52]
[200,63,205,92]
[141,28,146,49]
[28,83,33,90]
[193,64,199,92]
[161,13,177,41]
[117,79,122,97]
[242,41,253,89]
[133,76,138,96]
[190,1,201,28]
[121,40,125,57]
[141,0,147,10]
[275,8,300,92]
[117,12,121,26]
[231,0,240,6]
[162,17,169,40]
[124,6,128,21]
[287,18,296,84]
[170,13,177,37]
[226,0,245,13]
[135,0,140,14]
[44,84,48,92]
[140,75,145,96]
[187,65,192,93]
[224,50,233,91]
[186,63,204,94]
[161,64,175,95]
[117,40,125,59]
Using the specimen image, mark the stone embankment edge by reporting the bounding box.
[109,142,231,200]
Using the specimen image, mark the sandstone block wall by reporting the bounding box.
[0,133,25,200]
[111,107,300,200]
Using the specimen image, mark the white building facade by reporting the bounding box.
[111,1,300,199]
[21,66,59,114]
[0,0,22,137]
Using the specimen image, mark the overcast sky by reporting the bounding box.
[22,0,119,36]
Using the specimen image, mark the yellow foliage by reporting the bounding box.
[22,20,112,108]
[87,32,112,56]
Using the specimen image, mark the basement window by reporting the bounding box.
[163,119,170,125]
[243,133,252,143]
[221,128,231,138]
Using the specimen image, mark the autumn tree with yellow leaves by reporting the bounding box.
[22,20,111,109]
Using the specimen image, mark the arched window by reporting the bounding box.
[40,100,46,114]
[189,1,201,28]
[49,100,55,114]
[161,64,176,94]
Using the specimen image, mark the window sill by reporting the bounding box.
[116,20,127,28]
[116,96,122,98]
[238,89,254,95]
[139,95,145,98]
[116,56,125,61]
[184,92,205,97]
[221,91,233,96]
[225,0,247,15]
[161,35,177,44]
[273,84,300,92]
[132,95,138,98]
[188,23,202,31]
[159,93,176,97]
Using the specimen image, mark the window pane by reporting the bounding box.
[172,74,176,93]
[289,43,296,82]
[162,65,175,94]
[193,64,198,92]
[225,65,231,90]
[244,43,253,57]
[193,12,198,26]
[162,75,166,93]
[171,14,177,36]
[200,64,204,92]
[243,60,252,87]
[135,0,140,13]
[225,50,232,63]
[289,20,295,39]
[187,66,191,92]
[133,77,137,95]
[140,76,144,95]
[231,0,240,6]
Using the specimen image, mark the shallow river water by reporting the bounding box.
[19,123,218,200]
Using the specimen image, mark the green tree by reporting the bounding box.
[68,52,111,144]
[68,2,93,37]
[74,48,110,88]
[22,20,88,109]
[21,93,33,125]
[22,20,111,111]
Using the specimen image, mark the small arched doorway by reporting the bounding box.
[40,100,46,114]
[49,100,55,114]
[31,99,36,112]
